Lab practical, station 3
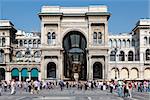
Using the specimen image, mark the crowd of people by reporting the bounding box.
[0,79,149,98]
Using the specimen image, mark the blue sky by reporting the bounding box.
[0,0,149,34]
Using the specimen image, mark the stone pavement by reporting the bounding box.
[0,88,149,100]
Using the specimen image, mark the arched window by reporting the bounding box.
[47,62,56,78]
[98,32,102,44]
[25,49,30,58]
[122,39,126,47]
[2,37,5,47]
[119,51,125,61]
[110,51,116,61]
[146,49,150,60]
[132,39,135,47]
[34,51,41,58]
[28,40,32,48]
[48,32,51,45]
[114,39,117,47]
[118,39,121,48]
[93,32,97,45]
[20,40,23,46]
[16,51,22,58]
[144,37,147,45]
[24,40,28,47]
[37,39,40,47]
[93,62,103,79]
[52,32,56,44]
[109,39,112,47]
[127,39,130,48]
[128,51,134,61]
[47,32,56,45]
[33,39,36,48]
[0,49,4,63]
[93,32,102,45]
[52,32,56,39]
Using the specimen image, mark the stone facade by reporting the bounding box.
[0,5,150,82]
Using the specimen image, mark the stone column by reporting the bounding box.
[105,55,108,80]
[86,54,89,80]
[102,60,105,80]
[59,53,63,80]
[36,40,38,48]
[58,23,61,46]
[41,55,45,80]
[88,55,92,80]
[38,72,41,81]
[28,71,31,80]
[57,57,60,79]
[5,71,11,82]
[88,22,92,46]
[19,71,21,81]
[18,40,20,47]
[41,22,45,45]
[104,22,108,46]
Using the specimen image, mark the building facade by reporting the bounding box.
[0,5,150,81]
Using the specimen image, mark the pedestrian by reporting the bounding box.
[128,82,132,98]
[110,82,113,93]
[23,81,28,92]
[3,81,7,92]
[0,80,2,96]
[84,82,88,90]
[30,80,34,94]
[10,79,16,95]
[33,80,39,94]
[66,81,69,89]
[59,80,64,91]
[117,84,122,97]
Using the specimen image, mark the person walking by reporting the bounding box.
[128,82,132,98]
[110,82,114,93]
[10,79,16,95]
[3,81,7,92]
[66,81,69,89]
[33,80,39,94]
[59,80,64,91]
[117,84,122,97]
[0,80,2,96]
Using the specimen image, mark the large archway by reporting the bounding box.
[0,68,5,80]
[120,68,129,80]
[47,62,56,78]
[144,68,150,79]
[63,31,87,80]
[130,68,139,80]
[11,68,19,81]
[21,68,29,81]
[31,68,39,81]
[110,68,119,79]
[93,62,103,79]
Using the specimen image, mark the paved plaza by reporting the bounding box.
[0,88,149,100]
